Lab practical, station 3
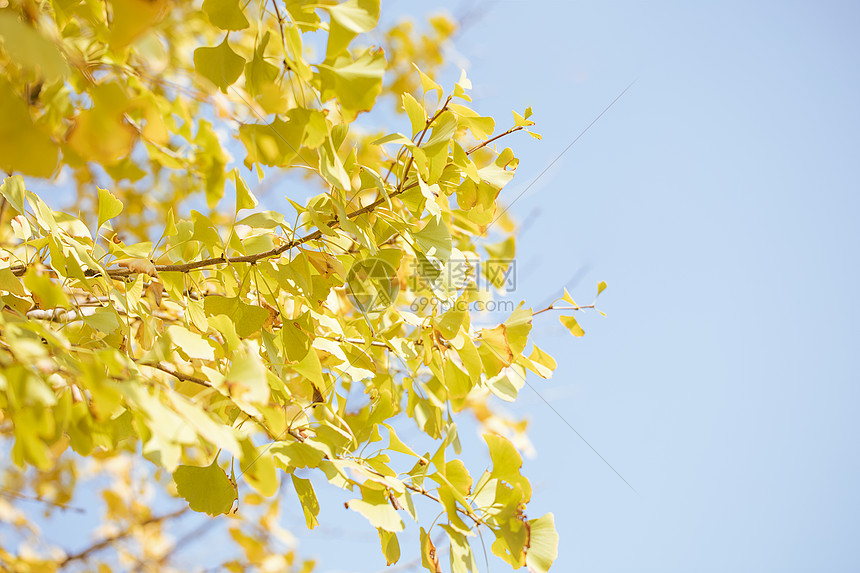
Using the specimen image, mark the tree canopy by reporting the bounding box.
[0,0,602,570]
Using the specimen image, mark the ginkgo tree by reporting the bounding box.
[0,0,603,571]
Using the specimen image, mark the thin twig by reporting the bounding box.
[0,488,86,513]
[137,362,213,388]
[59,508,187,567]
[533,303,595,316]
[466,125,523,154]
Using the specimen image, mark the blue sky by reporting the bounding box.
[23,1,860,571]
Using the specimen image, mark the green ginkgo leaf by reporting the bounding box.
[202,0,249,30]
[173,458,236,516]
[193,38,245,93]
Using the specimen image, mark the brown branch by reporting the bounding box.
[138,362,213,388]
[0,488,85,513]
[533,303,595,316]
[466,125,523,154]
[59,508,187,568]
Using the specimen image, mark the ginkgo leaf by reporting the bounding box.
[194,38,245,93]
[526,513,559,573]
[345,486,405,532]
[233,169,257,211]
[167,325,215,361]
[239,112,308,167]
[0,175,26,217]
[202,0,249,30]
[414,215,451,263]
[173,459,236,516]
[378,528,400,566]
[560,314,585,337]
[239,441,279,497]
[325,0,380,33]
[0,268,25,296]
[269,441,326,470]
[97,187,123,230]
[225,352,269,404]
[402,92,426,136]
[204,296,269,338]
[421,527,442,572]
[318,48,386,121]
[108,0,168,49]
[291,474,320,529]
[82,308,120,333]
[597,280,608,296]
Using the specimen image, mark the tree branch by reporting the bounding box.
[59,508,187,568]
[467,125,523,154]
[137,362,213,388]
[533,303,595,316]
[0,488,86,513]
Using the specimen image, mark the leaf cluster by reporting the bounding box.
[0,0,599,570]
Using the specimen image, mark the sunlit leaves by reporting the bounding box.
[0,1,584,569]
[173,459,237,516]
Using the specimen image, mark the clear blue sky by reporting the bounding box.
[30,1,860,571]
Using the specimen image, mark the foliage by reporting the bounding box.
[0,0,599,570]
